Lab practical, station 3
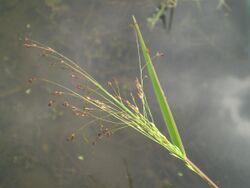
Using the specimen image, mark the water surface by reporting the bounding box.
[0,0,249,187]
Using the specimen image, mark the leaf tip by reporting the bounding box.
[132,15,137,24]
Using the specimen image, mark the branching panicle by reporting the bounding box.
[26,16,219,188]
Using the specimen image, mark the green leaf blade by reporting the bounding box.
[132,16,186,157]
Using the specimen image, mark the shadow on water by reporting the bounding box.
[0,0,249,187]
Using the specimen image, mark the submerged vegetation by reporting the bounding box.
[25,16,219,188]
[148,0,231,30]
[147,0,176,29]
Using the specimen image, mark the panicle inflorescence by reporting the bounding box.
[25,37,184,159]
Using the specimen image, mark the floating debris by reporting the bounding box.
[25,88,31,95]
[177,172,183,177]
[77,155,84,161]
[67,133,76,141]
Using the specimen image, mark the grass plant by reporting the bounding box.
[25,16,219,188]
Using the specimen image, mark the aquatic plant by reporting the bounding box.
[147,0,176,29]
[148,0,231,29]
[25,16,219,188]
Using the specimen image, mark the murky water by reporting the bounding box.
[0,0,249,187]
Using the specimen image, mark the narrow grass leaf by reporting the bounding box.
[132,16,186,157]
